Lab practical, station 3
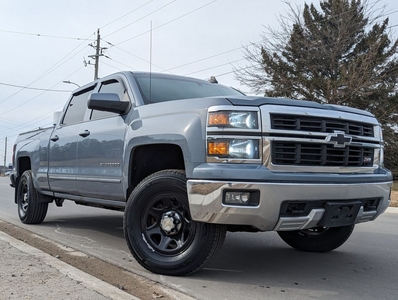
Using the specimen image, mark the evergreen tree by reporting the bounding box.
[236,0,398,175]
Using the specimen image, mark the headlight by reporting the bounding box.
[208,139,259,159]
[208,111,258,129]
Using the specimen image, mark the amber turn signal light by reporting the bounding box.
[208,141,229,155]
[208,113,229,126]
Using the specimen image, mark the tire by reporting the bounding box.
[123,170,227,276]
[17,170,48,224]
[277,225,355,253]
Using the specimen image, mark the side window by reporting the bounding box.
[91,80,130,120]
[62,87,94,125]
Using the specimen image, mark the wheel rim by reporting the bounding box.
[19,178,29,217]
[141,193,195,255]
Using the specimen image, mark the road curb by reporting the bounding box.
[387,207,398,214]
[0,231,139,300]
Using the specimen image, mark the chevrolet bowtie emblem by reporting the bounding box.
[326,131,352,148]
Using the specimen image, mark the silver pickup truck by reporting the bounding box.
[10,71,392,275]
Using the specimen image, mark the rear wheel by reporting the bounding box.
[17,170,48,224]
[123,170,226,276]
[277,225,355,253]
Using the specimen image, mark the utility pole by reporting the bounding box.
[88,29,106,80]
[94,29,100,80]
[3,137,6,175]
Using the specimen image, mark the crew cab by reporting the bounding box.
[10,71,392,275]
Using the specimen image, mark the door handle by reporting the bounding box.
[50,135,59,142]
[79,130,90,137]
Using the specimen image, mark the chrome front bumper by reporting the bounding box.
[187,180,392,231]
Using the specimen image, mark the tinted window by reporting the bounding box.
[91,80,129,120]
[133,74,243,104]
[62,87,94,124]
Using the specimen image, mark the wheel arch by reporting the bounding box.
[14,156,32,204]
[127,143,185,198]
[18,156,31,176]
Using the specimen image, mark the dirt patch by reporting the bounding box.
[0,221,184,300]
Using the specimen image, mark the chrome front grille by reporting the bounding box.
[271,114,374,137]
[261,105,380,170]
[272,142,374,167]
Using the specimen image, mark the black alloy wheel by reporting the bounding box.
[124,170,226,276]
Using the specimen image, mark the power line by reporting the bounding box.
[107,43,169,72]
[2,0,396,127]
[161,2,397,74]
[0,114,37,129]
[0,41,91,104]
[0,64,83,131]
[209,11,398,78]
[99,0,219,75]
[184,58,246,76]
[111,2,388,74]
[0,105,63,139]
[100,0,155,29]
[0,29,95,41]
[163,42,259,72]
[102,57,137,71]
[0,66,84,117]
[104,0,177,38]
[0,33,94,105]
[100,60,124,72]
[215,64,259,78]
[0,82,71,92]
[0,90,60,117]
[0,122,15,131]
[115,0,217,46]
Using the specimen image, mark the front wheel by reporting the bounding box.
[123,170,226,276]
[17,170,48,224]
[277,225,355,253]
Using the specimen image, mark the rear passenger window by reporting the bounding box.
[62,87,95,125]
[91,80,130,120]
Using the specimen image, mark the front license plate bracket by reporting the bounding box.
[318,201,362,227]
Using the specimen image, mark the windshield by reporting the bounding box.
[133,73,243,104]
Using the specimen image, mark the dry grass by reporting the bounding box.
[391,191,398,207]
[391,183,398,207]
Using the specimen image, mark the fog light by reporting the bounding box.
[225,192,250,204]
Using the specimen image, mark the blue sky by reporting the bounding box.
[0,0,397,164]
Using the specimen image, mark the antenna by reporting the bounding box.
[149,21,153,103]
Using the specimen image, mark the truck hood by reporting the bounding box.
[225,96,374,118]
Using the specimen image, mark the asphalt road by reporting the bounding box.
[1,176,397,300]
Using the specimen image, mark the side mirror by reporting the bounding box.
[53,111,62,125]
[88,93,130,114]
